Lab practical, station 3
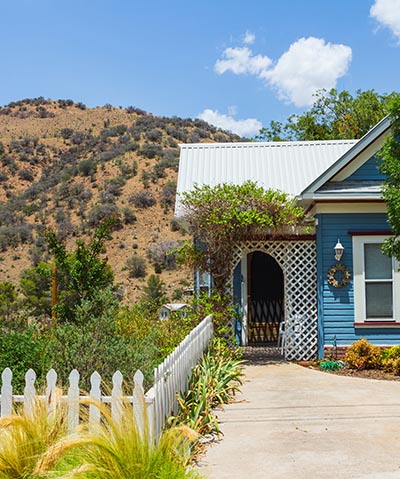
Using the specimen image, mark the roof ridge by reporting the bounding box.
[180,139,358,149]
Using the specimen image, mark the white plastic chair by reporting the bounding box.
[277,321,285,355]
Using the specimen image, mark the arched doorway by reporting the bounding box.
[248,251,284,344]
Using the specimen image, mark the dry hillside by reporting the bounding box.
[0,98,242,302]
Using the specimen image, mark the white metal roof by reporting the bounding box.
[175,140,357,216]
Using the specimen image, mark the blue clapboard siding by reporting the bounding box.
[347,155,385,181]
[316,212,400,357]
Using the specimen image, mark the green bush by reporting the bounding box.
[46,288,161,390]
[345,338,382,370]
[381,345,400,374]
[129,190,156,208]
[319,359,345,371]
[126,255,147,278]
[140,275,167,311]
[0,327,49,393]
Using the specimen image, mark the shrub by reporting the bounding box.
[126,105,146,115]
[57,98,74,108]
[46,288,160,389]
[78,158,96,176]
[0,281,18,322]
[382,345,400,374]
[139,143,163,159]
[345,338,382,370]
[147,240,179,270]
[104,176,126,197]
[87,203,122,229]
[172,288,183,301]
[0,327,49,393]
[146,128,163,142]
[60,127,74,139]
[161,180,177,208]
[19,262,53,317]
[18,168,34,181]
[126,255,147,278]
[2,155,17,172]
[170,218,181,232]
[123,206,136,224]
[129,190,156,208]
[140,275,167,311]
[132,159,138,176]
[319,359,345,371]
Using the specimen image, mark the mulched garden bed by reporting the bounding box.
[297,361,400,382]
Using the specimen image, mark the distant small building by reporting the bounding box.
[158,303,190,320]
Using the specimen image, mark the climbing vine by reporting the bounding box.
[177,181,306,293]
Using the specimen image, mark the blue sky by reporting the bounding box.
[1,0,399,136]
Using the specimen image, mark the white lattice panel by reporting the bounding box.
[230,240,318,360]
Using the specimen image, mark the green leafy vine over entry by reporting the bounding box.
[176,181,307,293]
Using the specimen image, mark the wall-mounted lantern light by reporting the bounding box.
[334,239,344,262]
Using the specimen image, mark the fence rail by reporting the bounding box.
[0,314,214,439]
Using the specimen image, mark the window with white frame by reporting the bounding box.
[353,235,400,323]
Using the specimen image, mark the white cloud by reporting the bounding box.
[243,31,255,45]
[214,46,272,76]
[198,109,262,137]
[214,35,352,107]
[370,0,400,40]
[262,37,352,107]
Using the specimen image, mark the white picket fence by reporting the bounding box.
[0,314,213,439]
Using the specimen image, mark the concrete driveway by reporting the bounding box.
[197,363,400,479]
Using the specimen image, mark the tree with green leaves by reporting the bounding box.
[19,262,52,318]
[45,220,115,322]
[378,97,400,260]
[0,281,18,324]
[140,274,167,312]
[255,89,400,142]
[177,181,305,293]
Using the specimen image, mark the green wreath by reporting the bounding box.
[327,264,351,288]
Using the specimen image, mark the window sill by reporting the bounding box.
[355,321,400,328]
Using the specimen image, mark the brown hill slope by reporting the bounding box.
[0,98,242,302]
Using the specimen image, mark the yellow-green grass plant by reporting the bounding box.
[36,398,201,479]
[0,393,68,479]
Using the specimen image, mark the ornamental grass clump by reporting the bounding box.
[0,395,68,479]
[36,398,200,479]
[345,338,382,370]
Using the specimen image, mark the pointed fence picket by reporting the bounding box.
[0,314,213,439]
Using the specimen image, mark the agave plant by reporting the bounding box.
[170,338,244,440]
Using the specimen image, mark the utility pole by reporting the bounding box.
[52,263,57,326]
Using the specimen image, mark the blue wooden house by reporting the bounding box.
[175,116,397,360]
